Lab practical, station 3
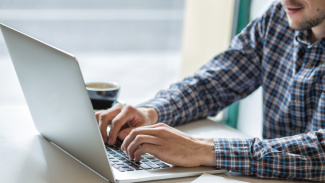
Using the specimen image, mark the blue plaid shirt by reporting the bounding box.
[139,2,325,181]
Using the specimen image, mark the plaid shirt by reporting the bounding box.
[138,2,325,181]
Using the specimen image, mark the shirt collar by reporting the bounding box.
[295,29,311,46]
[295,29,325,49]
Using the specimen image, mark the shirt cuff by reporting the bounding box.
[214,138,251,175]
[136,98,174,125]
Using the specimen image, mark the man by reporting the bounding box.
[96,0,325,181]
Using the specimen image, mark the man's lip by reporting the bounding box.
[285,6,303,15]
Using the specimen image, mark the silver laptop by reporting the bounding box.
[0,23,226,183]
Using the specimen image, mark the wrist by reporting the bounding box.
[138,107,158,125]
[197,138,215,166]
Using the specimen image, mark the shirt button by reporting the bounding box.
[305,63,312,68]
[294,99,300,103]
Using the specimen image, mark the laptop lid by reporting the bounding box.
[0,24,115,183]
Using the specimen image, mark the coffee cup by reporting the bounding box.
[86,82,120,110]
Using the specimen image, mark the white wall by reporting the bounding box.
[181,0,235,78]
[237,0,275,139]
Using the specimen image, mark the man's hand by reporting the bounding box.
[121,123,215,167]
[95,103,158,145]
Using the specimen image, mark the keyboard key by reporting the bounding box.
[150,158,160,162]
[125,162,135,166]
[117,157,127,160]
[128,163,143,170]
[144,161,160,169]
[151,160,164,164]
[140,163,152,170]
[124,167,134,171]
[140,159,149,162]
[115,162,125,166]
[112,164,120,169]
[111,164,126,172]
[121,164,130,169]
[118,168,125,172]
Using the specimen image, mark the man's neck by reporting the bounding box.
[311,21,325,43]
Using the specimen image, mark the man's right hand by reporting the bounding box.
[95,103,158,145]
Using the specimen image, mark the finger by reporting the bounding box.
[150,123,190,138]
[98,111,112,143]
[95,110,105,123]
[108,105,137,145]
[122,127,160,151]
[141,123,165,128]
[118,122,168,142]
[126,135,161,159]
[141,123,173,130]
[118,127,136,141]
[98,106,123,143]
[134,144,160,162]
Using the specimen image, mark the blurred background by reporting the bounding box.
[0,0,185,105]
[0,0,274,138]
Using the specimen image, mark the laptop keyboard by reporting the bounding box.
[106,139,172,172]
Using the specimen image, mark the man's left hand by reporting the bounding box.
[121,123,215,167]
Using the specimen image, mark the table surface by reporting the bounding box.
[0,104,307,183]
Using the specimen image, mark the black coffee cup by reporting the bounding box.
[86,82,120,110]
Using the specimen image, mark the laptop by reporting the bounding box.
[0,23,226,183]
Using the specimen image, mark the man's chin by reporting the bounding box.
[288,23,301,30]
[289,25,305,30]
[288,21,309,31]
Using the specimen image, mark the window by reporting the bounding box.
[0,0,185,105]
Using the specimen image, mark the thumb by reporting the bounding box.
[118,127,136,140]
